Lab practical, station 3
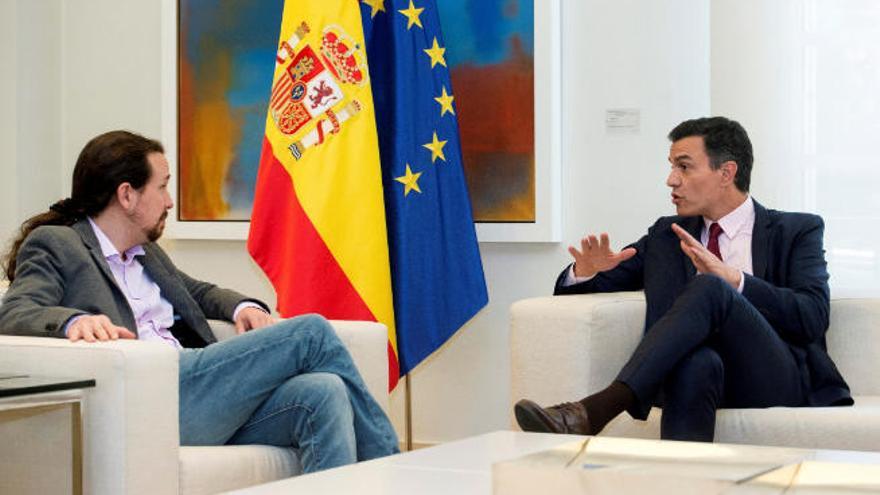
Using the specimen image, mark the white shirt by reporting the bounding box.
[564,196,756,292]
[701,195,754,291]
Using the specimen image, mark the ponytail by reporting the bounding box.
[2,198,86,282]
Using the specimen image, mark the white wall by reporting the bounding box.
[60,0,163,181]
[1,0,64,240]
[0,0,17,241]
[711,0,880,297]
[711,0,804,210]
[1,0,710,444]
[16,1,63,220]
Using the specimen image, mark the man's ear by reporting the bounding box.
[721,161,738,187]
[116,182,137,213]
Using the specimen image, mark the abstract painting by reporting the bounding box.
[436,0,536,222]
[177,0,282,221]
[174,0,555,238]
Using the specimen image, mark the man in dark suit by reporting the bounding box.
[515,116,852,441]
[0,130,398,472]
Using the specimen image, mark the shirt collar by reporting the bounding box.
[87,217,145,263]
[703,195,754,238]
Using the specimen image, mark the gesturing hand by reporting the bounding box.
[234,307,275,334]
[671,223,741,288]
[67,314,136,342]
[568,233,637,278]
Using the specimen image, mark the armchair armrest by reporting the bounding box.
[0,336,179,495]
[209,318,391,414]
[509,292,645,424]
[827,298,880,396]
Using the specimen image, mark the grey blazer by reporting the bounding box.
[0,219,267,345]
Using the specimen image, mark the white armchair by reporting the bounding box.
[510,292,880,451]
[0,318,391,494]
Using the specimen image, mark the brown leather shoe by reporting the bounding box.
[514,399,592,435]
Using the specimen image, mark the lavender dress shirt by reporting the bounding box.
[63,219,258,347]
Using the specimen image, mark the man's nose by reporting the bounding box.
[666,170,679,187]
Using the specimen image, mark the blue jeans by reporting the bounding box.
[177,314,399,473]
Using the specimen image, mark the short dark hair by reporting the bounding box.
[3,130,164,281]
[668,116,753,193]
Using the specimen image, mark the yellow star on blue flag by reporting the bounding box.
[423,132,447,163]
[435,86,455,116]
[397,0,424,29]
[424,37,446,68]
[362,0,386,18]
[395,164,423,196]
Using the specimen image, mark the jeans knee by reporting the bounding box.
[300,373,349,406]
[279,313,340,346]
[295,313,337,337]
[290,313,328,330]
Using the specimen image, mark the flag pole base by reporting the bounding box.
[404,373,413,451]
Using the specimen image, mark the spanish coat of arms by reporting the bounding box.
[270,22,368,160]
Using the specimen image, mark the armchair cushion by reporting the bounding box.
[178,445,300,495]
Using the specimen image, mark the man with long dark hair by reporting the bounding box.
[515,117,852,441]
[0,130,398,473]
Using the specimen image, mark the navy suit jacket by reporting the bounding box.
[554,200,852,407]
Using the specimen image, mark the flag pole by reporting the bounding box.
[404,373,413,451]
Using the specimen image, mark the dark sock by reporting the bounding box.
[578,381,636,434]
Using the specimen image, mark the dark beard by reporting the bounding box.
[147,212,168,242]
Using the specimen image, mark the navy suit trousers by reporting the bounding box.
[616,274,806,441]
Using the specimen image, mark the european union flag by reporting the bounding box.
[360,0,489,376]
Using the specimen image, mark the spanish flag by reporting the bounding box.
[247,0,399,388]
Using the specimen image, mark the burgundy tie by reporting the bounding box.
[707,222,723,260]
